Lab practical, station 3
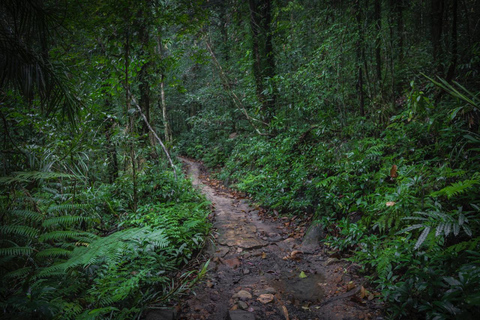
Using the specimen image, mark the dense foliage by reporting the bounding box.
[175,1,480,319]
[2,0,480,319]
[1,0,210,318]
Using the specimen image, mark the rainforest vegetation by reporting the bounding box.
[1,0,480,319]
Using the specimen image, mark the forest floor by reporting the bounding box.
[156,158,384,320]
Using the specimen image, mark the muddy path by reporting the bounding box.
[176,158,383,320]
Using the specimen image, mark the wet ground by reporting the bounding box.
[164,158,384,320]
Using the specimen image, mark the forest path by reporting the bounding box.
[176,158,382,320]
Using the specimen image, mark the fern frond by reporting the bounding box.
[38,262,69,277]
[446,237,480,253]
[0,247,34,256]
[39,231,98,242]
[0,225,39,238]
[316,175,337,188]
[430,177,480,199]
[0,171,75,184]
[63,227,170,269]
[3,266,32,279]
[42,216,89,228]
[8,209,44,222]
[36,248,72,258]
[47,203,89,213]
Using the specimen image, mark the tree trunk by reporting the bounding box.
[160,74,171,143]
[374,0,382,83]
[156,35,171,144]
[446,0,458,82]
[432,0,445,73]
[125,30,137,212]
[248,0,276,123]
[355,0,365,117]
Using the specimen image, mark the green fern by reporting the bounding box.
[0,171,75,184]
[0,246,35,256]
[42,215,89,228]
[36,248,72,258]
[445,237,480,254]
[43,227,169,272]
[431,175,480,199]
[0,225,40,238]
[47,203,89,213]
[3,266,33,279]
[39,230,98,242]
[7,209,44,222]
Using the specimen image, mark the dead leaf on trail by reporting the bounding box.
[282,305,289,320]
[257,294,274,304]
[390,164,398,178]
[290,250,303,261]
[261,252,267,259]
[346,281,356,291]
[360,286,367,299]
[222,257,241,269]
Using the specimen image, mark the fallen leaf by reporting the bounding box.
[346,281,356,291]
[282,305,289,320]
[222,257,241,269]
[360,286,366,299]
[290,250,303,261]
[390,165,398,178]
[261,252,267,259]
[257,294,274,304]
[299,271,307,279]
[386,201,396,207]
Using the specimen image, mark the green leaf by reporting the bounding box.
[414,226,431,250]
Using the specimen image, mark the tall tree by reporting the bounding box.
[248,0,276,123]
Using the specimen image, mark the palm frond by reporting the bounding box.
[0,0,80,124]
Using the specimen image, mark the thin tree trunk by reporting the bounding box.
[204,39,269,136]
[374,0,382,82]
[355,0,365,117]
[432,0,445,73]
[125,30,137,211]
[248,0,276,122]
[446,0,458,82]
[128,89,177,180]
[156,35,172,144]
[160,74,171,143]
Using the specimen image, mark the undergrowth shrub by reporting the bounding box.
[0,161,210,319]
[209,79,480,319]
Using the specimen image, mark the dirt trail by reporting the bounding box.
[176,158,383,320]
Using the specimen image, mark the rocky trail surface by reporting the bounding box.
[150,158,384,320]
